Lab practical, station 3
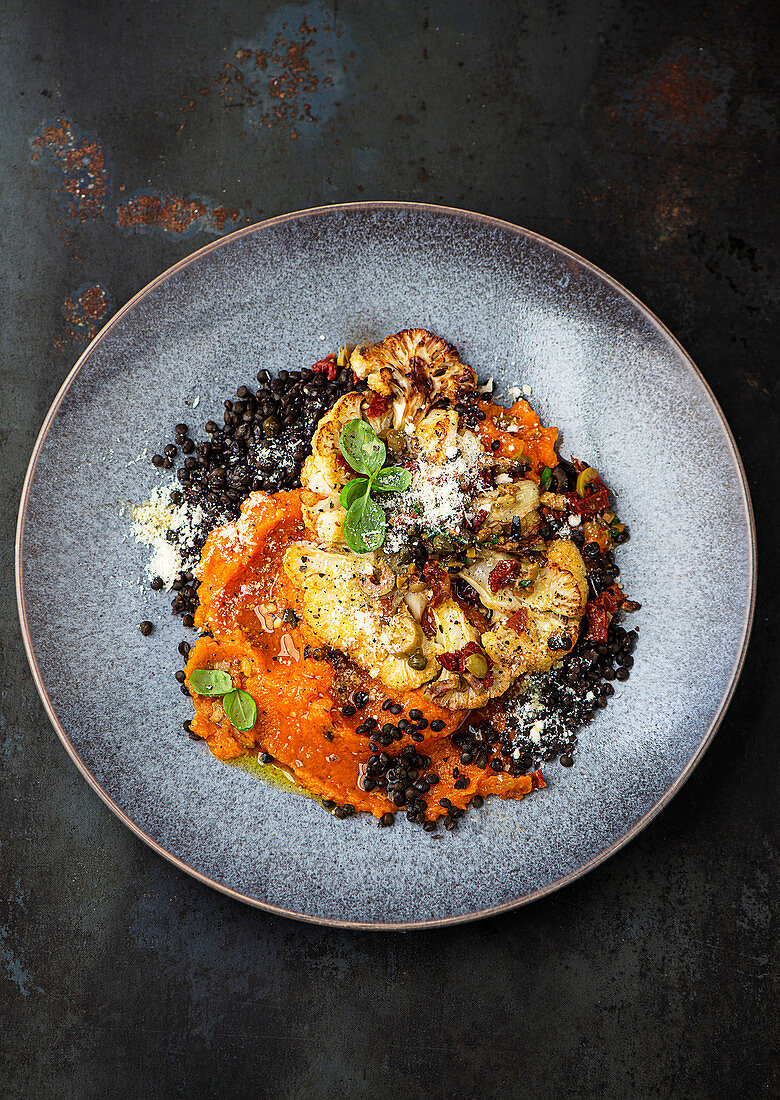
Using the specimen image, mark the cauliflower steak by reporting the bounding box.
[284,330,590,710]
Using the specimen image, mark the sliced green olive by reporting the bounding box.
[432,534,454,553]
[385,429,406,455]
[576,467,599,497]
[465,653,488,678]
[336,344,354,367]
[393,623,423,658]
[408,650,427,670]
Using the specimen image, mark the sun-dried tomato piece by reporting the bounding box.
[506,608,529,634]
[488,558,522,593]
[422,561,452,607]
[450,576,491,634]
[311,353,338,381]
[568,471,611,516]
[583,584,627,642]
[365,391,390,420]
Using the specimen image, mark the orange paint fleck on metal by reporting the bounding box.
[30,119,108,222]
[54,284,109,349]
[116,194,240,235]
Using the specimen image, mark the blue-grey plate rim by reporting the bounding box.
[15,201,756,930]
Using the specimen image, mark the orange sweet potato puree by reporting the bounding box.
[186,490,543,820]
[476,397,558,479]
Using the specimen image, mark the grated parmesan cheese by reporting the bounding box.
[386,429,485,549]
[130,482,207,588]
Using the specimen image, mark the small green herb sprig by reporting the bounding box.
[339,419,411,553]
[189,669,257,731]
[540,466,553,491]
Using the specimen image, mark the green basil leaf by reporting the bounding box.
[222,688,257,731]
[189,669,233,696]
[339,419,386,476]
[540,466,553,490]
[344,492,386,553]
[372,466,412,493]
[340,477,370,510]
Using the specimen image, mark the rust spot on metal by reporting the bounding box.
[182,12,345,138]
[30,119,108,222]
[54,284,109,350]
[612,41,732,142]
[116,193,241,236]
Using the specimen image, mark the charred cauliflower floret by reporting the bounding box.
[422,598,512,710]
[415,408,460,464]
[300,392,392,496]
[472,479,540,532]
[425,662,513,711]
[458,553,534,613]
[301,492,347,548]
[349,329,477,429]
[522,540,588,619]
[283,544,440,692]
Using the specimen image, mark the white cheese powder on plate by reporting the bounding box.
[130,482,207,588]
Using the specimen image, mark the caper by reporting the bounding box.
[465,653,488,678]
[386,429,406,454]
[263,416,281,438]
[408,650,427,671]
[384,547,415,573]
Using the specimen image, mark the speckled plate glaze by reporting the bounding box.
[16,203,755,929]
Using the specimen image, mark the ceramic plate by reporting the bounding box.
[16,203,755,929]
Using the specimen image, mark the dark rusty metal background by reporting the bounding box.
[1,2,776,1097]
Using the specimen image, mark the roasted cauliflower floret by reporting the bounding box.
[522,540,588,619]
[480,621,532,679]
[430,598,481,654]
[422,598,512,710]
[300,392,392,496]
[458,553,532,613]
[282,544,439,692]
[425,664,513,711]
[301,492,347,547]
[482,612,574,677]
[473,479,540,530]
[349,329,477,429]
[300,392,365,495]
[415,408,460,463]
